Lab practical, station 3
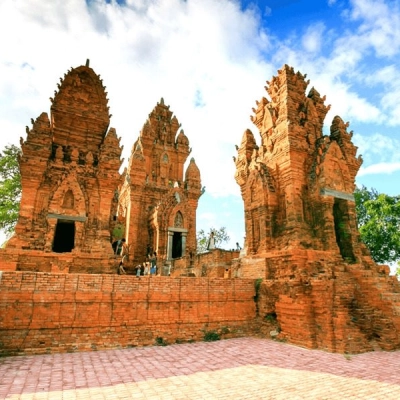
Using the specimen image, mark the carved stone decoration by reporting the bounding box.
[174,211,183,227]
[55,146,64,162]
[62,189,74,209]
[71,148,79,163]
[85,151,94,166]
[235,64,400,354]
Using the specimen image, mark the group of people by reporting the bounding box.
[134,256,157,277]
[113,238,158,276]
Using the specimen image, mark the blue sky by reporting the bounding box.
[0,0,399,250]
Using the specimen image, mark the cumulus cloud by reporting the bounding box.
[2,0,400,196]
[353,132,400,181]
[302,22,325,53]
[1,0,400,245]
[358,162,400,176]
[0,0,272,198]
[349,0,400,57]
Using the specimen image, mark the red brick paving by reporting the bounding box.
[0,338,399,399]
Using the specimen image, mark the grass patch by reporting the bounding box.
[155,337,168,346]
[203,330,220,342]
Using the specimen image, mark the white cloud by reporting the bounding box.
[0,0,272,198]
[358,162,400,176]
[1,0,400,245]
[349,0,400,57]
[353,132,400,164]
[302,23,325,54]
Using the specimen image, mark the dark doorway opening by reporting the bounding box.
[172,231,182,258]
[53,220,75,253]
[333,198,355,262]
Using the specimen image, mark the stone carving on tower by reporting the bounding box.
[234,65,400,353]
[4,62,123,271]
[118,99,202,265]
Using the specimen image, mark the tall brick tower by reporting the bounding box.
[5,62,122,271]
[234,65,400,353]
[118,99,202,266]
[235,64,362,268]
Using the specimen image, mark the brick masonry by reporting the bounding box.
[0,272,256,356]
[234,65,400,353]
[1,62,400,356]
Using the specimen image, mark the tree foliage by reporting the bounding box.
[112,224,125,240]
[354,185,400,264]
[197,227,230,253]
[0,144,22,235]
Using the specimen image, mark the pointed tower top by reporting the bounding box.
[51,64,110,152]
[185,157,201,187]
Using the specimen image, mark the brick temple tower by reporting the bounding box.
[235,64,364,272]
[5,61,122,271]
[234,65,400,353]
[118,99,202,267]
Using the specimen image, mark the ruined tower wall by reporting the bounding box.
[234,65,400,353]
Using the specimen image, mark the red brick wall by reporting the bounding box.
[0,272,256,355]
[191,249,240,277]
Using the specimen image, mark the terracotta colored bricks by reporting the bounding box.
[234,65,400,353]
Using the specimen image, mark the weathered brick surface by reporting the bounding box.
[171,248,241,277]
[0,249,117,273]
[118,99,202,266]
[2,63,122,271]
[0,272,256,355]
[2,62,400,356]
[235,65,400,353]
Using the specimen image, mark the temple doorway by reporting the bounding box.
[53,220,75,253]
[172,231,182,258]
[333,198,355,262]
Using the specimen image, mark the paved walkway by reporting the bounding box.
[0,337,399,399]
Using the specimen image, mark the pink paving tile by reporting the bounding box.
[0,338,399,399]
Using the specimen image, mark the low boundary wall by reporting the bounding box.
[0,272,257,355]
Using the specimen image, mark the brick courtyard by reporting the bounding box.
[1,337,399,399]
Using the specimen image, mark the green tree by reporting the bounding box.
[0,144,22,236]
[354,185,400,264]
[112,223,125,240]
[197,227,230,253]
